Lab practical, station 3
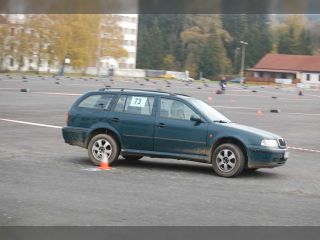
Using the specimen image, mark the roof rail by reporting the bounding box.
[98,88,190,97]
[98,87,170,94]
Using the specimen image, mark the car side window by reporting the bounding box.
[114,95,127,112]
[124,95,155,116]
[160,98,199,121]
[78,94,114,110]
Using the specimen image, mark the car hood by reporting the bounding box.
[212,122,281,140]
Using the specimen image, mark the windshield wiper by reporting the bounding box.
[213,120,230,123]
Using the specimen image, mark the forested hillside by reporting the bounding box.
[137,14,319,79]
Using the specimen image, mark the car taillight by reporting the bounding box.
[66,112,69,126]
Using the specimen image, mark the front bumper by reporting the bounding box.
[247,146,288,168]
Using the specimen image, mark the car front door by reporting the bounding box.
[154,97,209,159]
[109,94,156,152]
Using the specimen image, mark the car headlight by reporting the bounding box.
[261,139,278,147]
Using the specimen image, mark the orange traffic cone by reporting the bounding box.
[98,153,112,170]
[256,110,263,117]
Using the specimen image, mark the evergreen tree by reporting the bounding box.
[297,29,313,55]
[222,14,247,72]
[137,17,164,69]
[278,31,289,54]
[198,34,220,78]
[242,15,272,69]
[222,14,272,72]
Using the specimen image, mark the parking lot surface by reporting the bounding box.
[0,74,320,225]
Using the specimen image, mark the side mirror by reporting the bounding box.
[190,115,203,123]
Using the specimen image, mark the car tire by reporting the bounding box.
[88,134,119,166]
[122,155,143,161]
[212,143,245,177]
[244,168,259,173]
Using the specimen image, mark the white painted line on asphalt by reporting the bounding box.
[0,87,19,90]
[224,93,314,101]
[288,146,320,153]
[0,118,62,129]
[1,119,320,154]
[286,112,320,116]
[212,105,320,116]
[32,92,81,96]
[213,105,260,110]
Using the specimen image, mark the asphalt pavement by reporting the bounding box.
[0,74,320,225]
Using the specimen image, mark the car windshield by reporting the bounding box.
[189,98,231,123]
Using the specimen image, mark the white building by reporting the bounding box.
[99,14,138,70]
[0,14,139,73]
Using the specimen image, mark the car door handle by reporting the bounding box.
[158,123,166,128]
[111,117,119,123]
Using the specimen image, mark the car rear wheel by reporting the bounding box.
[88,134,119,166]
[212,143,245,177]
[122,155,143,161]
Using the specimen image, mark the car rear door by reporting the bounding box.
[70,93,116,128]
[109,94,157,152]
[154,97,208,159]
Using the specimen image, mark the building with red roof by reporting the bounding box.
[247,53,320,84]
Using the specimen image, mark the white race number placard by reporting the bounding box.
[130,96,147,107]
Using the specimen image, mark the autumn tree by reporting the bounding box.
[49,14,126,74]
[274,15,314,55]
[12,25,33,70]
[181,15,231,78]
[0,15,10,71]
[98,15,127,74]
[26,15,55,73]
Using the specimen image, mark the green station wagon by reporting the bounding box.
[62,88,289,177]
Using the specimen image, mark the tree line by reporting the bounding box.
[0,14,127,73]
[137,14,316,79]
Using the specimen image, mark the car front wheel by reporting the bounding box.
[212,143,245,177]
[88,134,119,166]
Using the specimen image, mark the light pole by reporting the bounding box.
[240,41,248,78]
[60,55,71,76]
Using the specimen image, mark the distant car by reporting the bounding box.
[159,74,176,79]
[62,88,288,177]
[230,77,245,83]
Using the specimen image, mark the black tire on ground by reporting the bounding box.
[212,143,246,178]
[87,133,119,166]
[244,168,259,173]
[122,155,143,161]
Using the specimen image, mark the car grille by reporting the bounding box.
[277,138,286,148]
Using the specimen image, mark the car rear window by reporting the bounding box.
[78,94,114,110]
